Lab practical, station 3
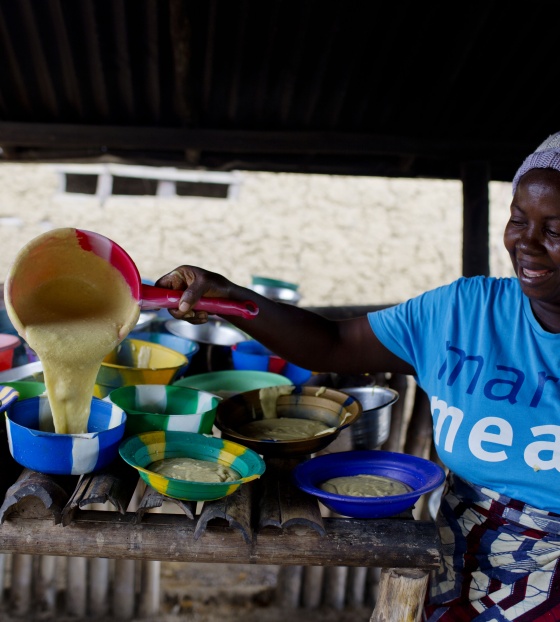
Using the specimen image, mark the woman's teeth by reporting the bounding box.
[522,267,551,278]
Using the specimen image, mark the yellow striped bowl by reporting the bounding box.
[118,431,265,501]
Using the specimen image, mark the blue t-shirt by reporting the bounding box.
[369,276,560,513]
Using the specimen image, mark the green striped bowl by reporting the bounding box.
[108,384,220,437]
[118,431,266,501]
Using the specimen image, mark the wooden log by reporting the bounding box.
[33,554,57,614]
[113,559,136,619]
[10,553,33,616]
[258,459,325,535]
[62,461,139,525]
[134,486,195,524]
[195,480,254,543]
[383,373,409,452]
[346,565,368,607]
[0,513,442,568]
[0,469,72,524]
[370,567,430,622]
[89,556,110,617]
[275,565,303,608]
[66,556,87,617]
[323,565,348,609]
[138,560,161,617]
[301,565,324,608]
[0,553,6,604]
[404,387,433,459]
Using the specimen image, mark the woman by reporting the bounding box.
[156,131,560,620]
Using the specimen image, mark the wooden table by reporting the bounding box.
[0,440,441,621]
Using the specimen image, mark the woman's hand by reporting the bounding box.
[155,266,232,323]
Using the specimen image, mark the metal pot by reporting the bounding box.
[340,386,399,450]
[165,318,248,373]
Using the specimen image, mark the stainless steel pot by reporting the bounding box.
[340,385,399,450]
[165,318,248,373]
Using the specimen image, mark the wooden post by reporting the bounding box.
[138,560,161,617]
[34,555,57,614]
[10,553,33,616]
[66,556,87,617]
[347,566,368,607]
[370,568,429,622]
[89,557,110,617]
[275,565,303,608]
[461,160,490,277]
[323,566,348,609]
[113,559,137,619]
[301,565,324,608]
[0,553,7,604]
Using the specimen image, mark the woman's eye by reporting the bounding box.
[546,229,560,238]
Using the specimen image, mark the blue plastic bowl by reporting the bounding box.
[231,340,312,384]
[6,396,127,475]
[293,450,446,518]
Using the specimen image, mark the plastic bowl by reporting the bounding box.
[215,385,362,457]
[5,396,127,475]
[0,385,19,413]
[0,380,46,400]
[119,430,266,501]
[131,331,200,376]
[108,384,220,436]
[0,334,21,371]
[293,450,446,519]
[231,340,312,384]
[94,338,188,398]
[174,370,291,399]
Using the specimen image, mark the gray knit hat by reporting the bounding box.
[512,131,560,194]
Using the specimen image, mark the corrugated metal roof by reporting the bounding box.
[0,0,559,180]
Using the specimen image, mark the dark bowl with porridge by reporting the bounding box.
[215,385,362,457]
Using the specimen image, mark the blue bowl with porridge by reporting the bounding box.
[293,450,446,518]
[5,395,127,475]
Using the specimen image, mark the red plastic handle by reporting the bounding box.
[140,285,259,319]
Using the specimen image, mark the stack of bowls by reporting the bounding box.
[94,337,188,398]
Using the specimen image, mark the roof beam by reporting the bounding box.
[0,122,531,162]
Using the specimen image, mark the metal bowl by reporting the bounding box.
[250,276,301,304]
[215,385,362,457]
[165,318,248,347]
[340,386,399,449]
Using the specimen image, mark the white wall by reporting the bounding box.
[0,164,514,307]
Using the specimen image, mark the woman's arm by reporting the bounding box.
[155,266,415,377]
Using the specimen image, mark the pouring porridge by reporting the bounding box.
[4,229,139,434]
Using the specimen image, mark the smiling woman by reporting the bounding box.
[153,130,560,621]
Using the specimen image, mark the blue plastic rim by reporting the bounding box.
[6,396,127,475]
[231,340,312,384]
[0,385,19,413]
[293,450,446,519]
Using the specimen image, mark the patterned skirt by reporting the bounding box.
[424,473,560,621]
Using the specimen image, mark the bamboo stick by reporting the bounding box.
[66,556,87,617]
[10,553,33,616]
[113,559,136,619]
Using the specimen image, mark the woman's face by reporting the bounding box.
[504,168,560,326]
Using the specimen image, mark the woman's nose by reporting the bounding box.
[518,225,544,253]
